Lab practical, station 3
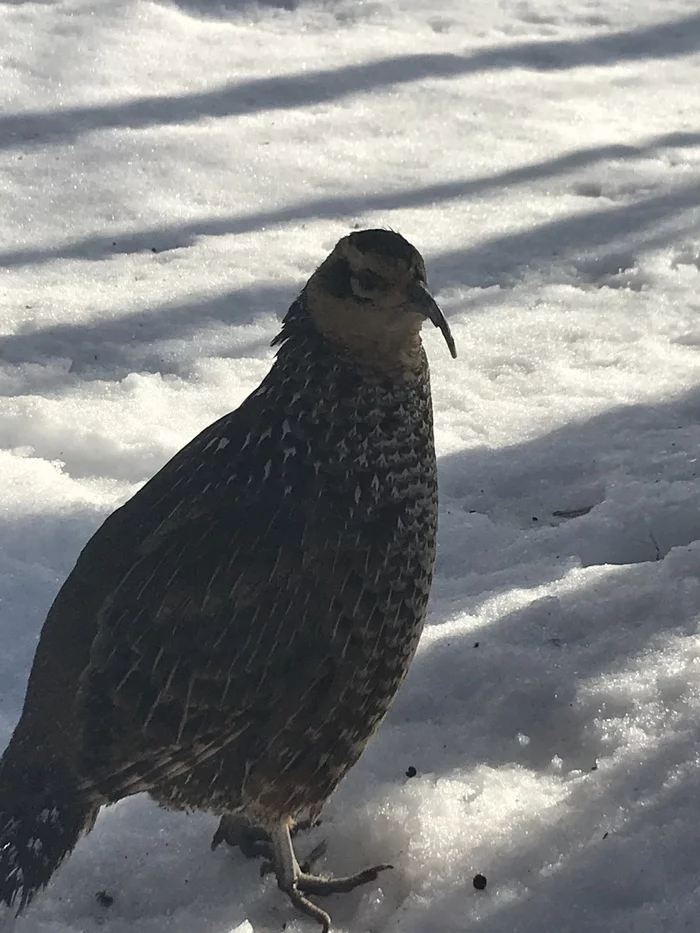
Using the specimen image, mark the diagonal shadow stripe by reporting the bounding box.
[3,131,699,270]
[2,176,699,393]
[2,13,700,152]
[430,178,700,287]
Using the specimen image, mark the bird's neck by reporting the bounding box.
[273,297,427,379]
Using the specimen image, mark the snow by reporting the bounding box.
[2,0,700,928]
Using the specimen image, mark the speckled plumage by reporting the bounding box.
[0,229,455,929]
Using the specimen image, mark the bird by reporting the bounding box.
[0,228,456,931]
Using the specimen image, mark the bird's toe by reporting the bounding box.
[296,862,393,896]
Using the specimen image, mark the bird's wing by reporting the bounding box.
[76,498,305,797]
[68,401,390,801]
[14,399,269,749]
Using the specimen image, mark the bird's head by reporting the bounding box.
[303,229,457,370]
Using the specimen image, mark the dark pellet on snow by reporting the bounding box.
[473,874,487,890]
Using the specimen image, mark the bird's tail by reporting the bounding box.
[0,752,95,912]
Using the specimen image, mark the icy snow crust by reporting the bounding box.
[2,0,700,929]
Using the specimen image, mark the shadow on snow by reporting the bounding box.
[2,12,700,151]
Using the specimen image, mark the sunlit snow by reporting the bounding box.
[2,0,700,930]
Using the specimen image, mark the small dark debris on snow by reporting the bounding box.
[590,761,598,771]
[95,890,114,908]
[406,765,417,778]
[473,873,487,890]
[474,641,480,648]
[532,516,538,522]
[603,831,609,839]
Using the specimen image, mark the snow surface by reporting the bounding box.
[2,0,700,929]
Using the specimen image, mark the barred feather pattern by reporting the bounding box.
[0,288,439,908]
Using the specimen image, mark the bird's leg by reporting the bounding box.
[271,820,333,933]
[269,821,393,933]
[260,838,327,878]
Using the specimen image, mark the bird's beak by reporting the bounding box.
[409,281,457,359]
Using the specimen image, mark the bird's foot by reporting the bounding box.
[211,814,271,858]
[211,813,323,865]
[270,821,392,932]
[282,862,393,932]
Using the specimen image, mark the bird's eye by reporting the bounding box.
[358,269,385,290]
[350,269,385,299]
